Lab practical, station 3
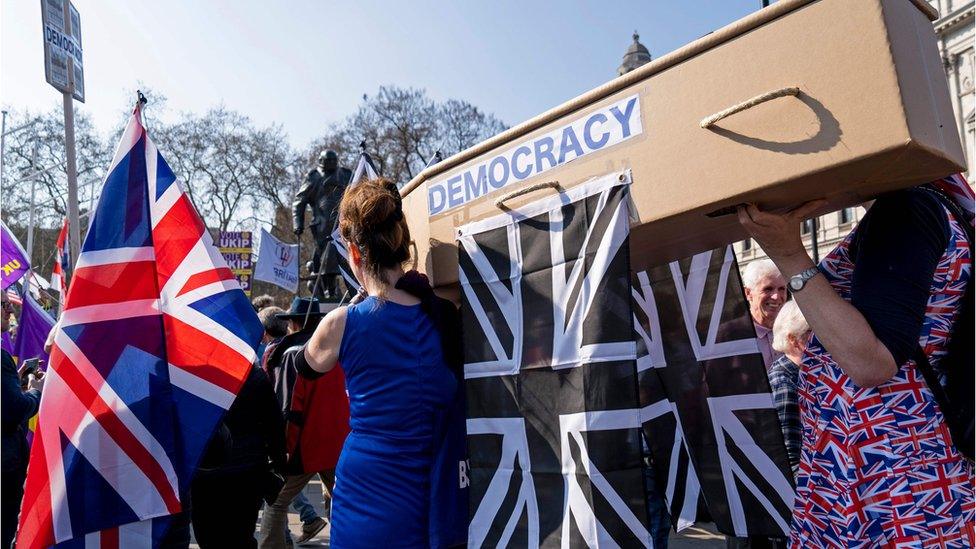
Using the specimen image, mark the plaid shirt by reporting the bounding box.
[768,355,801,476]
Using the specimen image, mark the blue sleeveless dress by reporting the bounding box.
[330,297,458,548]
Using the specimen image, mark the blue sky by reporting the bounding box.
[2,1,762,147]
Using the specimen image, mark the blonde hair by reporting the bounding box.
[772,300,810,353]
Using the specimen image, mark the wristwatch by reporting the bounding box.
[788,266,821,292]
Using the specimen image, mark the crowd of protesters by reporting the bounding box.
[1,172,972,548]
[1,296,44,549]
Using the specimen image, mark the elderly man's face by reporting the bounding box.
[745,273,787,328]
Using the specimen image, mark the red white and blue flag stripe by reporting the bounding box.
[16,104,263,548]
[50,218,70,309]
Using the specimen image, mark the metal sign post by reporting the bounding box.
[0,111,6,192]
[63,92,80,266]
[41,0,84,267]
[26,143,40,261]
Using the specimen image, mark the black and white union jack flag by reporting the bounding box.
[632,245,795,538]
[458,171,654,547]
[332,150,379,292]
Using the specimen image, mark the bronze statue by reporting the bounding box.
[293,150,352,299]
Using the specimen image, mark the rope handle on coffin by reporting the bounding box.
[700,86,800,129]
[494,181,561,209]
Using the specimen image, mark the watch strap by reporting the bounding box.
[791,266,821,291]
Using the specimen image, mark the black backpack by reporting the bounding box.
[913,186,974,461]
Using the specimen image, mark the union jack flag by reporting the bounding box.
[632,245,795,537]
[50,218,70,308]
[460,172,649,546]
[16,105,263,548]
[331,149,378,293]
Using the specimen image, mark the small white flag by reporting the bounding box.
[253,228,300,293]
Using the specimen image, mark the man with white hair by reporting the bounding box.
[742,259,787,369]
[769,300,812,476]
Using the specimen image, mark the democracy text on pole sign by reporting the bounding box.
[40,0,85,102]
[427,94,642,216]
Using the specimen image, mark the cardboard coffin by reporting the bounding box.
[400,0,965,294]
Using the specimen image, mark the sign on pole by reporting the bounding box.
[41,0,83,276]
[41,0,84,102]
[253,228,299,293]
[218,231,254,296]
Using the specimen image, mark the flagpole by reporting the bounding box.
[26,142,40,262]
[0,110,6,192]
[302,267,323,331]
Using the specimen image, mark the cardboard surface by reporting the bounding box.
[402,0,965,291]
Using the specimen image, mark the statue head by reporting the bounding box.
[317,150,339,172]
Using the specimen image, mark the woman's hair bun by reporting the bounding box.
[338,178,410,278]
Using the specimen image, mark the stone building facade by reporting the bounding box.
[932,0,975,178]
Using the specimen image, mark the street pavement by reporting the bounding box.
[191,478,725,548]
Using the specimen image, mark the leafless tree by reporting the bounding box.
[438,98,506,157]
[1,107,111,232]
[305,86,507,187]
[153,107,295,232]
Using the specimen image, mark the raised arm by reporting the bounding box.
[737,200,899,388]
[301,306,347,375]
[2,353,41,425]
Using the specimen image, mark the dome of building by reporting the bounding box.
[618,31,652,76]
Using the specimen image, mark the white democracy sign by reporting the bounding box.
[41,0,84,102]
[253,228,299,293]
[427,94,642,215]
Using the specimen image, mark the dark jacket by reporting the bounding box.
[266,327,350,473]
[197,366,286,477]
[2,349,40,473]
[266,328,316,416]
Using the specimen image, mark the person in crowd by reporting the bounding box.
[1,295,44,548]
[258,298,347,549]
[252,294,276,313]
[738,176,975,546]
[296,178,463,548]
[741,259,787,369]
[768,300,811,477]
[258,306,288,371]
[191,364,286,548]
[641,433,671,548]
[256,304,327,546]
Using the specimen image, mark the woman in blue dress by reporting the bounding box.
[293,178,463,548]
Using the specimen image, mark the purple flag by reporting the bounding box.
[12,292,55,367]
[1,221,30,291]
[1,331,12,354]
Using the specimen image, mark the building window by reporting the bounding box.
[741,238,752,251]
[838,207,854,225]
[801,219,813,235]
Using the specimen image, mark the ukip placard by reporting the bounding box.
[1,221,31,291]
[254,228,299,293]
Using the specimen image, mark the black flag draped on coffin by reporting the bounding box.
[632,245,795,538]
[457,170,795,547]
[331,151,380,293]
[459,173,648,547]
